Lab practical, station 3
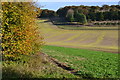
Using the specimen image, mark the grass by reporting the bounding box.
[2,54,78,78]
[42,45,118,78]
[57,25,119,30]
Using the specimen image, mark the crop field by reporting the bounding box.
[38,19,119,78]
[58,25,119,30]
[42,45,118,78]
[38,19,118,53]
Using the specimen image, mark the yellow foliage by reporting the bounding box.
[2,2,43,60]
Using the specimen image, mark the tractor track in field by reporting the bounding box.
[41,53,95,79]
[40,19,119,54]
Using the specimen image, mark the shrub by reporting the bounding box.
[2,2,43,60]
[117,23,120,25]
[94,23,99,25]
[106,23,109,25]
[111,23,116,25]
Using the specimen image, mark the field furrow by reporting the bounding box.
[39,19,118,53]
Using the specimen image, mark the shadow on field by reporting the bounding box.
[73,71,94,79]
[2,67,32,79]
[54,23,79,25]
[42,53,95,79]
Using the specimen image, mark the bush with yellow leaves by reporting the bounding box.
[1,2,43,60]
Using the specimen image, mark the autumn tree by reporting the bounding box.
[2,2,43,60]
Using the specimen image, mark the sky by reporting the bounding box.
[35,0,119,2]
[36,2,119,11]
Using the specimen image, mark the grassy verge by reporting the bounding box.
[57,25,119,30]
[2,54,78,78]
[42,45,118,78]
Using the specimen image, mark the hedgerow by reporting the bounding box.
[1,2,43,60]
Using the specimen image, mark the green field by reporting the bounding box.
[42,45,118,78]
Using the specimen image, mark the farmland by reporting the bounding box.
[38,19,118,53]
[42,45,118,78]
[57,25,119,30]
[39,19,119,78]
[2,19,119,79]
[2,2,119,79]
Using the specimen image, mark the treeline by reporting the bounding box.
[39,5,120,22]
[2,2,43,60]
[57,5,120,21]
[38,9,56,18]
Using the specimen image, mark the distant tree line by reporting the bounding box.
[38,9,56,18]
[38,5,120,24]
[57,5,120,21]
